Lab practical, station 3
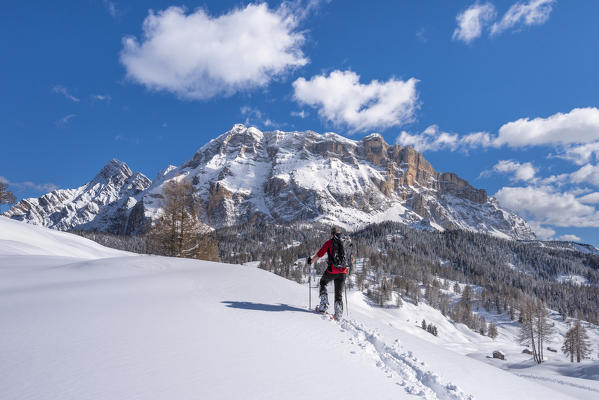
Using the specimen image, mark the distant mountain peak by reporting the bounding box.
[4,160,151,235]
[91,159,133,183]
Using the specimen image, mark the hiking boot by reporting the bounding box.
[334,301,343,320]
[316,293,329,313]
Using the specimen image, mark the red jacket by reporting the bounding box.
[317,239,348,274]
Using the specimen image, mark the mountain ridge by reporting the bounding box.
[5,124,535,240]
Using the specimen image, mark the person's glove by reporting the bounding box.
[307,256,312,265]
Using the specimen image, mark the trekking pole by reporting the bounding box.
[308,261,312,310]
[309,272,312,310]
[345,281,348,316]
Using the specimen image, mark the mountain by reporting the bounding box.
[4,125,535,240]
[5,159,151,234]
[143,124,534,239]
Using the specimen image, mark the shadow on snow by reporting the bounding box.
[222,301,312,313]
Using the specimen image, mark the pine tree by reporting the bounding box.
[453,282,461,294]
[421,319,427,330]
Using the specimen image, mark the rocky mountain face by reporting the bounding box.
[4,125,535,240]
[143,124,534,240]
[5,159,151,234]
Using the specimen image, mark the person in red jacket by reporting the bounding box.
[307,227,348,318]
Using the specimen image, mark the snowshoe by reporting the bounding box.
[334,301,343,320]
[315,293,329,313]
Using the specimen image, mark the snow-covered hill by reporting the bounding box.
[1,217,597,400]
[4,125,534,240]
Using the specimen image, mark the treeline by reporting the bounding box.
[214,221,599,324]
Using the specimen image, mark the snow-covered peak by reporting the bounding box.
[143,126,535,239]
[92,158,133,183]
[155,165,177,181]
[4,160,151,234]
[363,132,384,141]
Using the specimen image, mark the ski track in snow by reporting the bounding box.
[515,373,599,394]
[324,315,474,400]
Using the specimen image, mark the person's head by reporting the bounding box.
[330,226,340,238]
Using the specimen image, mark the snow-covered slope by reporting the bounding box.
[144,124,535,239]
[4,159,151,234]
[2,218,596,399]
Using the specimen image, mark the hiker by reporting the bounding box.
[307,227,349,318]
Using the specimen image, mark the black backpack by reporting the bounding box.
[329,234,354,270]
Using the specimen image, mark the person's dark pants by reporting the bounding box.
[319,270,346,308]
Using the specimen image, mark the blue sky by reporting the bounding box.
[2,0,599,244]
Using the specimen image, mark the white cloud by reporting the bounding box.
[452,3,496,43]
[293,70,419,132]
[558,234,581,242]
[538,163,599,188]
[492,160,537,182]
[396,126,492,152]
[527,221,556,240]
[56,114,76,127]
[103,0,118,18]
[396,125,458,152]
[491,0,555,36]
[291,110,308,119]
[568,164,599,187]
[120,4,308,100]
[494,107,599,148]
[495,186,599,228]
[460,131,493,147]
[240,106,278,128]
[52,85,80,102]
[279,0,330,21]
[394,108,599,158]
[579,192,599,204]
[555,142,599,165]
[92,94,112,102]
[0,176,58,193]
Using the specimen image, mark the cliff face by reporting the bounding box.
[143,125,534,240]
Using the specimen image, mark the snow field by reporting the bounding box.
[1,218,597,399]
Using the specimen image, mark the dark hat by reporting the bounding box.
[330,226,340,235]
